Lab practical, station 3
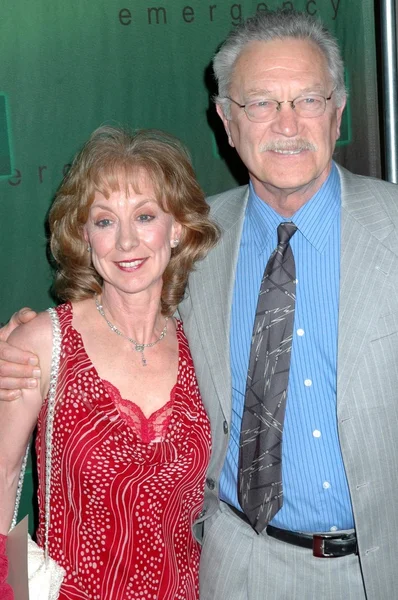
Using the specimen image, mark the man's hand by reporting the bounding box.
[0,308,40,401]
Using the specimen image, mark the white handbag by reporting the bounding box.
[10,308,66,600]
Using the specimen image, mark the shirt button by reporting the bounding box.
[313,429,321,438]
[206,478,216,490]
[304,379,312,387]
[223,420,228,435]
[323,481,331,489]
[297,328,305,336]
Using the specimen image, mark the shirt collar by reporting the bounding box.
[247,162,341,254]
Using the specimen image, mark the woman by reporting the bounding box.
[0,126,219,599]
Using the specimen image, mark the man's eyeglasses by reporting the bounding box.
[225,91,334,123]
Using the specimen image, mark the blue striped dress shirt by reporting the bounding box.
[219,163,355,533]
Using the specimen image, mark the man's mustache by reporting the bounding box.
[260,139,317,152]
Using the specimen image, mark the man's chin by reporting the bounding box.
[260,174,316,192]
[251,170,324,198]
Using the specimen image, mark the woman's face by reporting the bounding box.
[84,173,181,300]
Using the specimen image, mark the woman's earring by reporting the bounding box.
[87,244,91,253]
[171,239,180,248]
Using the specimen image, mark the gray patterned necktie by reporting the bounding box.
[238,221,297,533]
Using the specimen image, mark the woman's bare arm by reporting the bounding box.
[0,312,51,533]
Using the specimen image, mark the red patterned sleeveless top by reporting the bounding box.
[35,302,211,599]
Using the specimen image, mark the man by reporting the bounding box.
[1,10,398,599]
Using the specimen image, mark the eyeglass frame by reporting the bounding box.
[224,90,335,122]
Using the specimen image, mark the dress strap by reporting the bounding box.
[10,308,62,562]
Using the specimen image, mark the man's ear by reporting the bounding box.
[335,96,347,140]
[216,103,235,148]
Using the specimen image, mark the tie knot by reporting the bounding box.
[277,222,297,246]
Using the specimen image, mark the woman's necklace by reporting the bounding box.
[95,294,168,367]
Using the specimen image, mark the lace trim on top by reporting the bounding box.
[102,379,175,443]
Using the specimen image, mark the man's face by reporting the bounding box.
[217,38,346,204]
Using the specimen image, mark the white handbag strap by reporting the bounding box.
[11,307,62,560]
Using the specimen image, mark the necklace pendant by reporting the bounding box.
[133,343,147,366]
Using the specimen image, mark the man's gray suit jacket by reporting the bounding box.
[179,165,398,599]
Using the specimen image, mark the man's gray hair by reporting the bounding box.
[213,9,347,118]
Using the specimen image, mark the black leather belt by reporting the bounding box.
[267,524,357,558]
[227,505,357,558]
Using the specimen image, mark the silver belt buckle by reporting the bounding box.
[313,533,335,558]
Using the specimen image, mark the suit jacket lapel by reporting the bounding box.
[337,166,398,412]
[185,186,249,419]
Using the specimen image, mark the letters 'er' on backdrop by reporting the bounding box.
[0,0,378,525]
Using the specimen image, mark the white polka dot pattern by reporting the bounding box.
[35,302,211,599]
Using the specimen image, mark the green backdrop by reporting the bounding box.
[0,0,379,530]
